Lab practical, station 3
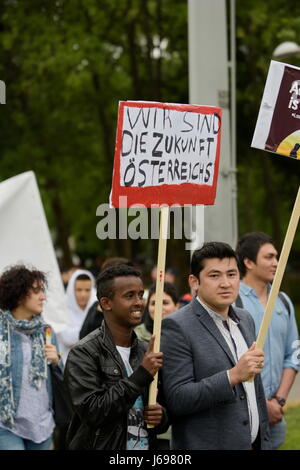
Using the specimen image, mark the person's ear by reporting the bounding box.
[243,258,256,271]
[99,297,112,311]
[189,274,199,292]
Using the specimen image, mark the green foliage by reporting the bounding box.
[0,0,188,267]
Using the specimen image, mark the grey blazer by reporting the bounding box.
[161,297,270,450]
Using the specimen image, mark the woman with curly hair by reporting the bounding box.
[0,264,61,450]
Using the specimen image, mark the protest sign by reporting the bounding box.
[0,171,69,332]
[111,101,222,207]
[250,62,300,356]
[252,60,300,160]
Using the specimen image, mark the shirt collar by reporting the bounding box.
[240,280,271,296]
[196,296,240,324]
[239,281,254,295]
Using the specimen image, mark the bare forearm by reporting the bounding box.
[276,368,297,399]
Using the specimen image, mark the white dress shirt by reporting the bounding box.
[197,297,259,444]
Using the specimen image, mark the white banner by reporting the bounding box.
[0,171,69,332]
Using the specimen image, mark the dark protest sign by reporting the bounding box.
[111,101,222,207]
[252,60,300,160]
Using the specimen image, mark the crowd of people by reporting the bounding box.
[0,231,298,450]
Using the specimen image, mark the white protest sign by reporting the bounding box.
[111,101,222,207]
[0,171,69,332]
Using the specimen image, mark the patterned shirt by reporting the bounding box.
[0,330,54,442]
[116,346,149,450]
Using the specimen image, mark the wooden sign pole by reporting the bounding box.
[148,206,169,423]
[256,185,300,350]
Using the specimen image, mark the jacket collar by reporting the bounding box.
[99,318,139,346]
[193,296,254,351]
[98,319,141,371]
[191,297,239,365]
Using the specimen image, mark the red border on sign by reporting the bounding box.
[111,101,222,208]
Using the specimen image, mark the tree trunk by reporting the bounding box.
[50,194,73,268]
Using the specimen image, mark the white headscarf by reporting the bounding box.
[66,269,97,318]
[57,269,97,364]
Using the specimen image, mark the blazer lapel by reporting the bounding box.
[192,298,236,366]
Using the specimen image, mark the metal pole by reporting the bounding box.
[188,0,238,249]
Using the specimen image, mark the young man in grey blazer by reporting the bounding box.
[161,242,270,450]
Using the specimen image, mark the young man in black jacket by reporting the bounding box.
[64,264,167,450]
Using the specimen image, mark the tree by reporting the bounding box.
[0,0,299,296]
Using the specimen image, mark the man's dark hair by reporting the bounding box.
[236,232,274,278]
[0,264,47,311]
[101,257,133,271]
[96,264,142,301]
[147,281,179,306]
[191,242,238,278]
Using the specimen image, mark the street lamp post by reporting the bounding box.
[188,0,237,250]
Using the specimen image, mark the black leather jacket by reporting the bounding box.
[64,321,168,450]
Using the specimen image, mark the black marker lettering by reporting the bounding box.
[158,161,166,183]
[204,162,213,182]
[213,113,221,134]
[121,130,133,156]
[165,135,173,154]
[124,158,136,186]
[182,112,193,132]
[181,161,187,180]
[138,159,148,187]
[150,160,160,184]
[168,159,174,181]
[152,132,163,157]
[207,137,214,157]
[174,158,180,179]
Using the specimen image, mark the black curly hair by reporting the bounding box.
[96,264,142,301]
[0,264,47,311]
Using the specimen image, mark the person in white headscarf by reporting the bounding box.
[57,269,97,364]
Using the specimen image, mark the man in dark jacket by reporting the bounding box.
[64,264,167,450]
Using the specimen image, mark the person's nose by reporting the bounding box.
[220,276,231,287]
[134,295,143,308]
